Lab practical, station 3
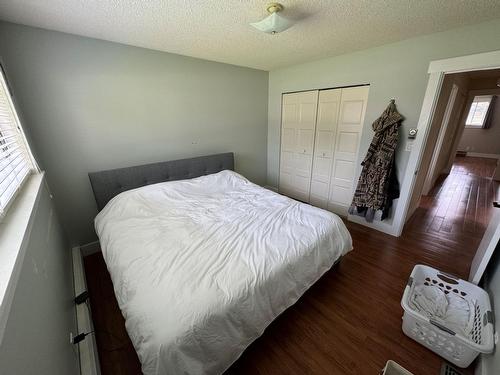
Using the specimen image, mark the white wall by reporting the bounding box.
[267,18,500,230]
[0,179,79,375]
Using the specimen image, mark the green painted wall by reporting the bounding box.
[0,21,269,245]
[3,18,500,241]
[0,178,78,375]
[268,18,500,227]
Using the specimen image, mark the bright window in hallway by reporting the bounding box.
[465,95,492,128]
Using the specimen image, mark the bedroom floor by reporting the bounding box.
[82,156,499,375]
[84,219,479,375]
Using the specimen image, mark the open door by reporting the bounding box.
[421,84,459,195]
[422,85,467,195]
[469,202,500,284]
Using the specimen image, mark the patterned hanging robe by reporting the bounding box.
[349,100,404,222]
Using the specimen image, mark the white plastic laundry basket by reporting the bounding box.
[401,265,494,368]
[381,360,414,375]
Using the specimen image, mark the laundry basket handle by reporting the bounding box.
[438,271,458,280]
[437,272,460,285]
[406,276,413,287]
[430,319,456,335]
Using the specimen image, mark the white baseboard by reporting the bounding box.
[80,241,101,256]
[347,214,399,237]
[475,354,486,375]
[72,247,101,375]
[466,152,500,160]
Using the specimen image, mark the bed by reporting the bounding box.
[89,153,352,375]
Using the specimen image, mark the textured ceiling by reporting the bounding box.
[1,1,500,71]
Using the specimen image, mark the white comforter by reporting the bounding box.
[95,170,352,375]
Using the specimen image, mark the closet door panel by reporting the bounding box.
[334,132,359,159]
[328,186,352,214]
[297,129,315,155]
[280,151,294,174]
[310,182,329,208]
[315,131,335,158]
[279,93,299,193]
[294,173,312,192]
[297,95,318,155]
[312,156,332,183]
[316,92,339,135]
[331,159,355,188]
[282,101,298,123]
[329,185,352,203]
[299,102,318,125]
[310,89,341,204]
[281,128,296,152]
[295,153,313,176]
[279,172,293,191]
[311,180,329,196]
[328,86,369,215]
[315,89,341,150]
[279,90,318,202]
[341,100,364,124]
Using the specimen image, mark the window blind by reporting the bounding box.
[0,68,35,216]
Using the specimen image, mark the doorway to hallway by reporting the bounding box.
[405,155,499,258]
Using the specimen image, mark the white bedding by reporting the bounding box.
[95,170,352,375]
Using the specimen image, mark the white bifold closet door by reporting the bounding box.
[279,90,319,201]
[279,85,369,216]
[327,86,369,215]
[310,89,341,208]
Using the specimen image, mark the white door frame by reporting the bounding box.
[469,207,500,284]
[393,49,500,236]
[421,83,459,195]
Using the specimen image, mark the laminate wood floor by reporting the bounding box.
[84,157,498,375]
[406,156,499,245]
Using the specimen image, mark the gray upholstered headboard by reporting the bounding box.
[88,152,234,211]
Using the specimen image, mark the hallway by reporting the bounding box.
[405,156,499,253]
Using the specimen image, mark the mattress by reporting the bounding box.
[95,170,352,374]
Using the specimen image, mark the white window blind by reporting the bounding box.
[465,95,492,128]
[0,68,35,216]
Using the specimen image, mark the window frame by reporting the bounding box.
[0,65,42,344]
[0,65,38,219]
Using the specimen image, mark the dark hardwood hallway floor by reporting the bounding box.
[406,156,499,247]
[84,156,499,374]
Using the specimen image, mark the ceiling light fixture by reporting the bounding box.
[250,3,292,35]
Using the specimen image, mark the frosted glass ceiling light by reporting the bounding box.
[250,3,292,34]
